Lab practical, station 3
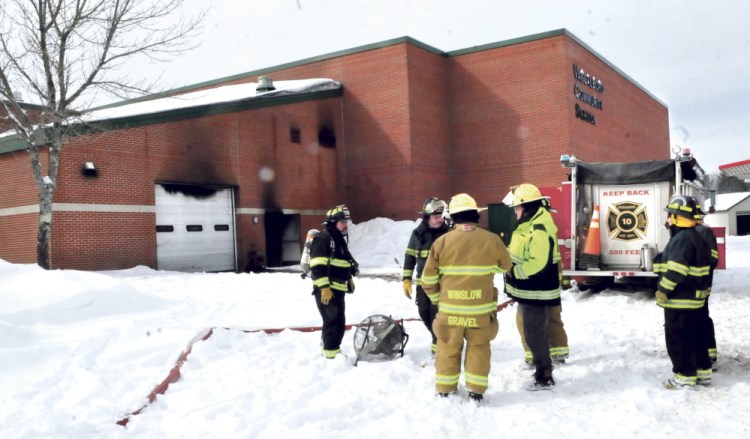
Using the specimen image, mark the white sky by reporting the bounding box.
[112,0,750,174]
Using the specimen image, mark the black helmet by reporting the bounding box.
[422,197,447,215]
[664,195,698,219]
[693,198,707,220]
[325,204,351,223]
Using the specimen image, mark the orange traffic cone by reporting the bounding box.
[579,205,601,270]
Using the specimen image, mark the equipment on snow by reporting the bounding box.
[300,229,320,279]
[353,315,409,366]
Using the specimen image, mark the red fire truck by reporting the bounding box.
[489,148,726,291]
[554,149,725,290]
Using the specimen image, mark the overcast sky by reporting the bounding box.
[127,0,750,174]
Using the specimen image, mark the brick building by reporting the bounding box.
[0,29,670,271]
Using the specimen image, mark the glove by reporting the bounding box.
[655,290,668,302]
[320,287,333,305]
[403,279,413,299]
[348,278,355,293]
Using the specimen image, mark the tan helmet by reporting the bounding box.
[510,183,550,207]
[447,193,486,216]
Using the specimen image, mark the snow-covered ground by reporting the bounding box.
[1,219,749,438]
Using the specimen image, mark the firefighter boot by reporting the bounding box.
[468,392,484,402]
[528,366,555,391]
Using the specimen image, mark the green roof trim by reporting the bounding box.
[445,29,665,108]
[92,29,664,113]
[444,29,568,56]
[0,135,26,154]
[0,87,343,154]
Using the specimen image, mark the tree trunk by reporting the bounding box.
[37,194,53,269]
[31,134,61,270]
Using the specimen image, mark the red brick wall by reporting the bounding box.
[0,151,43,263]
[204,44,421,221]
[447,36,570,207]
[404,44,453,217]
[564,39,669,163]
[0,213,38,263]
[51,212,156,270]
[2,97,342,270]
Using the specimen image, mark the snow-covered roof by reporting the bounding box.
[82,78,341,122]
[0,78,341,147]
[711,192,750,212]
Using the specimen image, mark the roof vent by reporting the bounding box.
[256,76,276,93]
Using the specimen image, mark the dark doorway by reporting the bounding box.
[738,213,750,236]
[264,212,302,267]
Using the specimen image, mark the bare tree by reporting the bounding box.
[0,0,206,268]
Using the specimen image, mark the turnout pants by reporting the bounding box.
[415,285,438,352]
[664,308,712,379]
[518,303,552,370]
[516,304,569,362]
[314,289,346,358]
[433,313,499,395]
[699,297,717,362]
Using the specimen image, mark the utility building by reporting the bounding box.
[0,29,670,271]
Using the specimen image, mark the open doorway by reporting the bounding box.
[738,213,750,235]
[264,212,301,267]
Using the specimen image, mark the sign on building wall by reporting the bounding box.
[573,64,604,126]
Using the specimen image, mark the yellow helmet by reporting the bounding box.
[510,183,550,207]
[447,193,484,216]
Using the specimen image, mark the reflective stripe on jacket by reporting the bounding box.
[506,208,561,306]
[310,230,355,293]
[654,227,711,310]
[421,223,512,327]
[695,224,718,293]
[402,221,450,282]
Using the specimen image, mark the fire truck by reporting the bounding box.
[489,148,726,291]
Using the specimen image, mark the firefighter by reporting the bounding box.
[402,197,451,356]
[421,193,512,401]
[505,183,562,389]
[693,199,719,368]
[516,304,569,366]
[512,197,569,367]
[309,204,358,359]
[653,195,712,389]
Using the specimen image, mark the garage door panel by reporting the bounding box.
[155,185,236,272]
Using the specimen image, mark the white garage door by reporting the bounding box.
[155,184,236,272]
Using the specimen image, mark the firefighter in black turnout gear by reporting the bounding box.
[653,195,712,388]
[693,200,720,367]
[402,197,450,355]
[310,205,359,359]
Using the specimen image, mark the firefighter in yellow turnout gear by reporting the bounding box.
[505,184,562,389]
[503,191,569,366]
[421,194,512,401]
